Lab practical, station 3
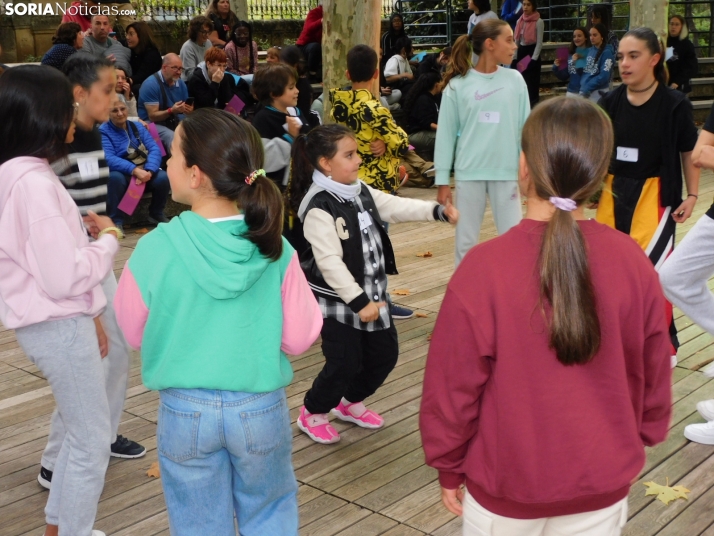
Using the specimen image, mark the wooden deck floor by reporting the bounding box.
[3,172,714,536]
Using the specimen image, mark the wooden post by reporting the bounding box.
[322,0,382,122]
[629,0,669,40]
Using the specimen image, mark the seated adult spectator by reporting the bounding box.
[381,13,408,64]
[417,47,451,78]
[138,53,193,151]
[384,37,415,100]
[83,14,132,76]
[403,72,441,163]
[296,4,323,82]
[187,47,254,110]
[180,16,213,82]
[205,0,239,47]
[125,21,162,93]
[41,22,84,69]
[115,67,138,116]
[100,96,170,231]
[279,45,320,128]
[61,0,98,31]
[225,21,258,80]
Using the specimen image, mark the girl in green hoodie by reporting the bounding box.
[115,109,322,535]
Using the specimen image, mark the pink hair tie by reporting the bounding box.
[245,169,265,186]
[549,196,577,212]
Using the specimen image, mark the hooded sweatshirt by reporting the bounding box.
[579,44,615,96]
[0,157,118,329]
[114,211,322,392]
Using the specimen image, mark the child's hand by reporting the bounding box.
[286,116,302,138]
[359,301,386,322]
[572,53,580,61]
[86,210,118,238]
[94,316,109,358]
[370,139,386,157]
[444,201,459,225]
[437,185,453,206]
[553,58,560,67]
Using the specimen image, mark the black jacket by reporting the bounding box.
[130,46,163,90]
[301,185,398,313]
[666,36,698,93]
[408,92,439,134]
[187,67,255,111]
[417,53,443,78]
[599,84,698,208]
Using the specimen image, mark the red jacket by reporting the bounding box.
[296,5,323,46]
[61,1,92,31]
[420,219,672,519]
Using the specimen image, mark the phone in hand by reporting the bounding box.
[185,97,195,106]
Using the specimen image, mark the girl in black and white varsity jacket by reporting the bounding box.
[287,124,458,444]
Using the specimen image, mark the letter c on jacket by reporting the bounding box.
[335,217,349,240]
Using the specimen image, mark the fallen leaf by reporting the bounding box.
[393,289,410,296]
[134,228,150,235]
[643,479,690,505]
[692,357,714,371]
[416,313,428,318]
[427,332,433,341]
[416,251,433,258]
[147,462,161,478]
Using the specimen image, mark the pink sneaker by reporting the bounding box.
[331,399,384,429]
[297,406,340,444]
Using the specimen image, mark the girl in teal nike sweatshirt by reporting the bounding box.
[114,109,322,536]
[435,20,530,265]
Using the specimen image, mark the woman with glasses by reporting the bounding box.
[180,16,213,82]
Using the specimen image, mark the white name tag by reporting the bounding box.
[358,211,373,231]
[76,157,99,180]
[616,147,638,162]
[478,111,500,123]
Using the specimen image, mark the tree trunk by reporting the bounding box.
[629,0,669,40]
[230,0,248,22]
[322,0,382,122]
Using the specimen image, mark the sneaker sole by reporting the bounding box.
[697,401,714,422]
[37,474,51,490]
[110,448,147,459]
[331,408,384,429]
[296,418,340,444]
[684,426,714,445]
[392,313,414,320]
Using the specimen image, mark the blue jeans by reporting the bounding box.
[107,170,170,225]
[157,388,298,536]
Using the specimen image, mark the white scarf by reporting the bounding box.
[297,169,362,221]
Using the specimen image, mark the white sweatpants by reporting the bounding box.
[463,492,628,536]
[455,180,523,265]
[41,272,131,470]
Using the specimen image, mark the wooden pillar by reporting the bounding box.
[322,0,382,122]
[629,0,669,40]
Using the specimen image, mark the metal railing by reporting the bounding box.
[669,0,713,57]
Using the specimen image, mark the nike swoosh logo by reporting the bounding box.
[474,87,505,101]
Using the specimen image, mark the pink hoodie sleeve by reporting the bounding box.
[281,252,322,355]
[114,262,149,350]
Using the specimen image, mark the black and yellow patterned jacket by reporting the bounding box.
[330,89,409,194]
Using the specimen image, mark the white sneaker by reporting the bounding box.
[703,361,714,378]
[684,420,714,445]
[93,531,106,536]
[697,399,714,422]
[671,355,677,368]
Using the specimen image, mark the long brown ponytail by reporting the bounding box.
[521,98,614,365]
[443,19,510,89]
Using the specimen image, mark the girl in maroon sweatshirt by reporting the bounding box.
[420,97,672,535]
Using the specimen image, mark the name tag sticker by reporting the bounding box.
[76,157,99,180]
[478,111,500,124]
[616,147,639,162]
[358,211,373,231]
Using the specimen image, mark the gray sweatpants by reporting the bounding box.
[42,273,131,470]
[15,315,111,535]
[455,180,523,265]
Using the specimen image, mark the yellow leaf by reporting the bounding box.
[147,462,161,478]
[393,289,410,296]
[427,332,433,341]
[416,251,433,258]
[135,228,150,235]
[643,480,690,505]
[416,313,428,318]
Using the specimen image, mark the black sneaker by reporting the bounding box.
[37,466,52,490]
[110,435,147,459]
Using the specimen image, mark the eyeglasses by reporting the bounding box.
[168,66,184,72]
[199,29,210,35]
[111,107,127,114]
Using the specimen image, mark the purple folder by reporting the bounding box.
[146,123,167,157]
[117,178,146,216]
[557,48,569,70]
[516,55,532,73]
[224,95,246,116]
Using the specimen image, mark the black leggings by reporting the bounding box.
[511,43,541,107]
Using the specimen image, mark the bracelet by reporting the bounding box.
[167,107,172,115]
[688,194,699,199]
[98,226,125,240]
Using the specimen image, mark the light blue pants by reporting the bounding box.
[158,387,298,536]
[455,180,523,265]
[16,316,111,535]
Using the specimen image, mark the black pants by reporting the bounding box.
[511,43,541,107]
[299,43,322,80]
[304,318,399,415]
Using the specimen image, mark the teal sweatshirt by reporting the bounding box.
[114,212,321,392]
[434,67,530,185]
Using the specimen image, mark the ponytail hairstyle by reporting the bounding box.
[521,97,614,365]
[287,124,356,215]
[622,27,668,86]
[442,19,508,88]
[569,27,589,54]
[402,71,441,116]
[179,108,284,260]
[591,23,609,64]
